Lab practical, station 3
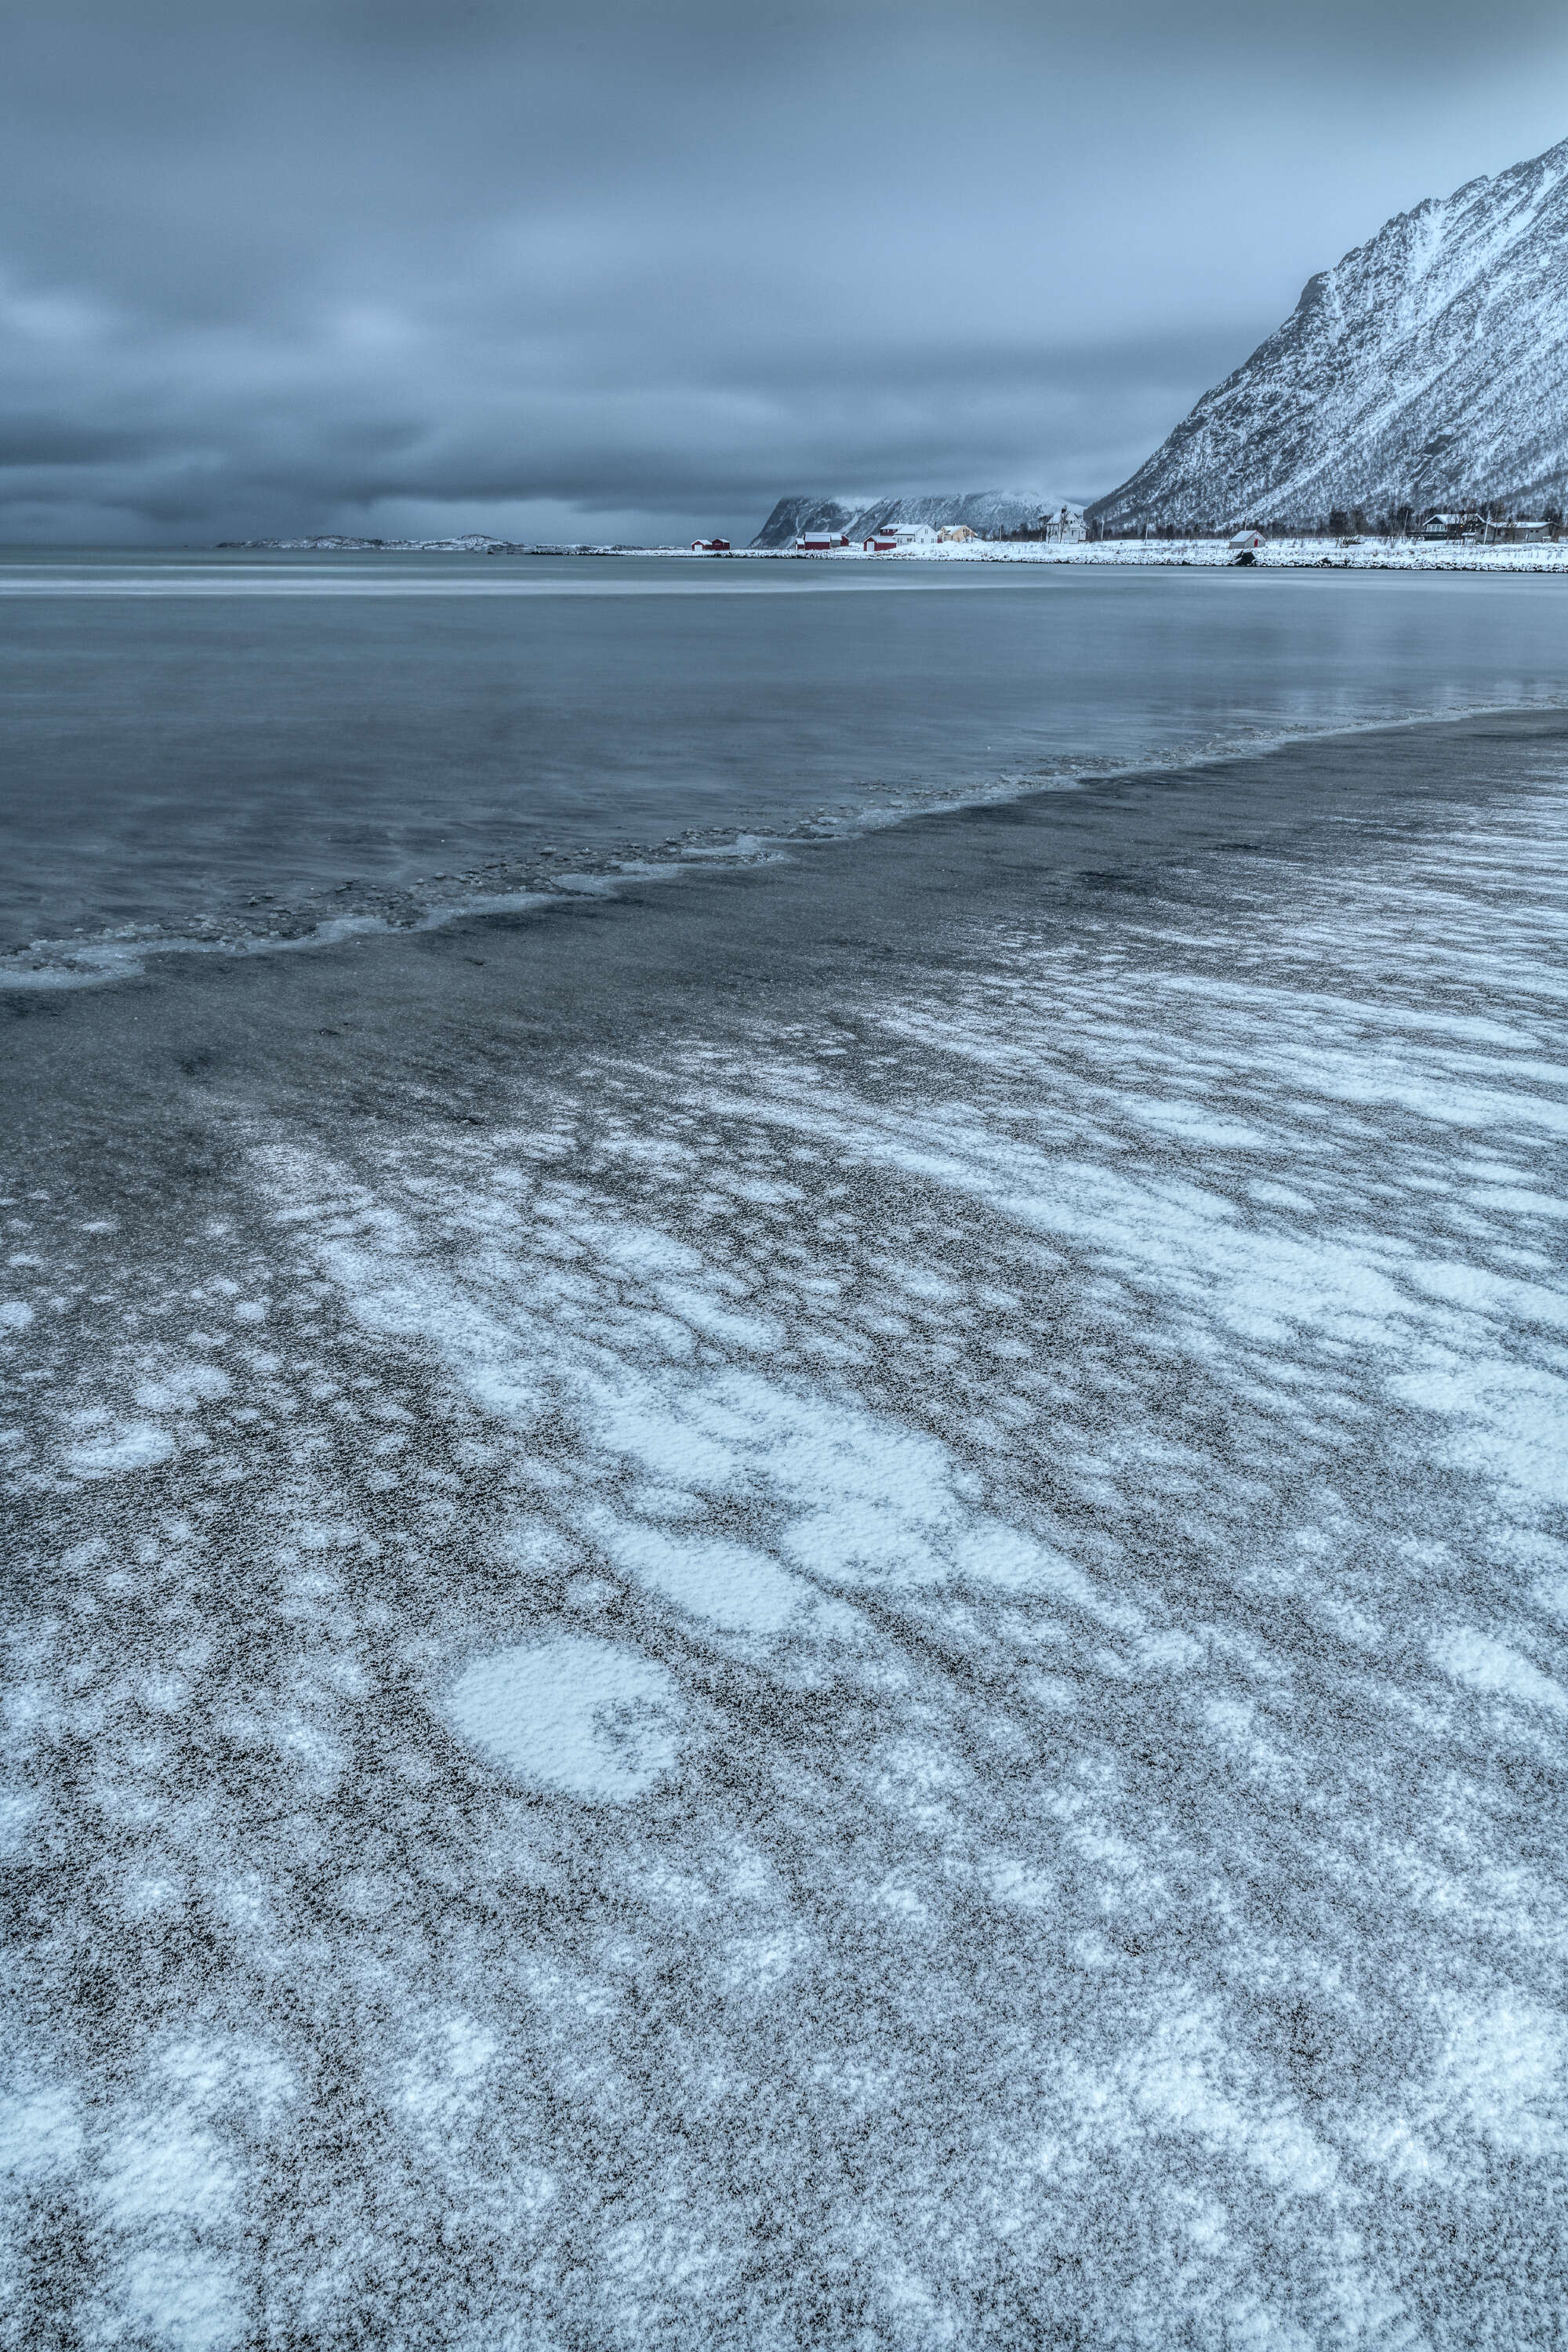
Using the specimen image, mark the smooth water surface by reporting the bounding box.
[2,548,1566,948]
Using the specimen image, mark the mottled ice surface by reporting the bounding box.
[3,736,1566,2347]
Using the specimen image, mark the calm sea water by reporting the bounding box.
[3,548,1566,953]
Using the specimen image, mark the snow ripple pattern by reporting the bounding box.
[3,766,1567,2344]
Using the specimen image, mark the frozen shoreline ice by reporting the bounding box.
[2,718,1566,2345]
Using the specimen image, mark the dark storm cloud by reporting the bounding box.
[2,1,1565,543]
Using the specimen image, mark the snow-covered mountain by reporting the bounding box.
[747,496,858,547]
[750,489,1076,547]
[1091,134,1568,533]
[218,535,519,552]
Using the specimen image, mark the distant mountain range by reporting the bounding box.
[217,535,528,553]
[1091,133,1568,532]
[750,490,1077,548]
[236,138,1568,561]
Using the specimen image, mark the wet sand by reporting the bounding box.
[4,713,1566,2347]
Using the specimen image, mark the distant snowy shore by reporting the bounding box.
[217,535,541,554]
[222,535,1568,572]
[716,537,1568,573]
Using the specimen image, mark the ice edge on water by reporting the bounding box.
[5,691,1564,991]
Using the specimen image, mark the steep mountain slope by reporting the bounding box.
[749,495,858,547]
[1091,134,1568,532]
[751,489,1074,546]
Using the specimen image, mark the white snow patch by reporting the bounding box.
[100,2114,234,2227]
[134,1363,232,1411]
[610,1520,852,1637]
[447,1634,684,1798]
[1432,1627,1566,1712]
[0,1786,40,1858]
[116,2248,242,2352]
[1127,2017,1339,2196]
[65,1422,176,1477]
[1442,1999,1568,2158]
[0,2085,82,2177]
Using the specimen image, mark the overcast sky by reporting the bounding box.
[2,1,1566,545]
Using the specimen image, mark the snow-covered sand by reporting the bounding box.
[3,718,1566,2344]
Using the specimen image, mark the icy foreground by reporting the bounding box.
[1093,132,1568,532]
[4,752,1568,2345]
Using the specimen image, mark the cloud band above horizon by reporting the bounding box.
[2,1,1566,544]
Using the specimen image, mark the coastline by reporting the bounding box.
[8,683,1567,996]
[6,708,1566,2343]
[221,535,1568,573]
[744,535,1568,572]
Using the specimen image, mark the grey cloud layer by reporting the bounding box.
[2,2,1566,541]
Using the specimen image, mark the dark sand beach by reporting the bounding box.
[4,713,1566,2346]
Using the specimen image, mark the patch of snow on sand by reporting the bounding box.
[63,1421,176,1477]
[448,1635,682,1798]
[607,1523,852,1638]
[5,737,1566,2346]
[1432,1626,1566,1712]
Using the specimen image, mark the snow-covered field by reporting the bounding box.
[3,733,1566,2344]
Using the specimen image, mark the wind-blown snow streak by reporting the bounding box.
[3,760,1566,2343]
[1093,133,1568,531]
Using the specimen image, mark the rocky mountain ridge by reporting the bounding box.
[1091,133,1568,532]
[216,535,521,552]
[750,489,1077,548]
